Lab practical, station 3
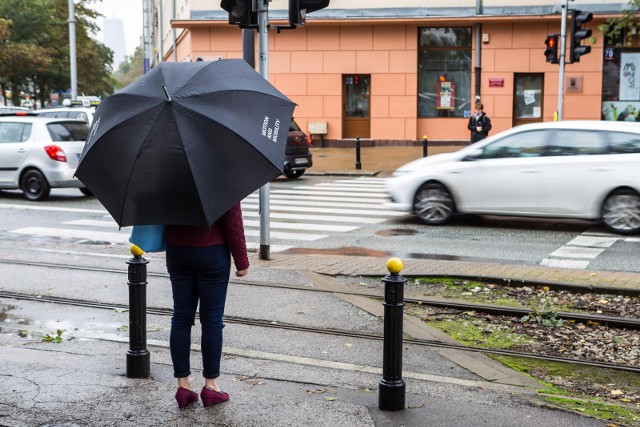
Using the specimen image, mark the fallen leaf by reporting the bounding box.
[325,397,338,401]
[408,402,425,409]
[344,343,352,347]
[598,299,609,305]
[610,389,624,396]
[306,388,328,394]
[359,387,373,393]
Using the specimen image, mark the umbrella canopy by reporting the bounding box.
[75,59,295,227]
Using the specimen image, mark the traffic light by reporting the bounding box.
[544,33,559,64]
[569,9,593,63]
[289,0,330,27]
[220,0,257,28]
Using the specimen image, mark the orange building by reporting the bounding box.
[151,1,633,145]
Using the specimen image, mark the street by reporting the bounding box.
[0,175,637,273]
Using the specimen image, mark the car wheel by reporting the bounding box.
[80,187,93,196]
[601,188,640,234]
[413,182,454,225]
[20,169,51,201]
[285,170,305,179]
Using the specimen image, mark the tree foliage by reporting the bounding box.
[599,0,640,46]
[0,0,115,106]
[113,46,145,90]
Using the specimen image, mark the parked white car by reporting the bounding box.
[0,116,90,200]
[386,121,640,234]
[36,107,96,124]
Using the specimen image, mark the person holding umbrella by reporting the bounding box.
[167,202,249,408]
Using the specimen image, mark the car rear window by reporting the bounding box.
[608,131,640,154]
[289,120,301,132]
[0,122,32,142]
[47,122,89,141]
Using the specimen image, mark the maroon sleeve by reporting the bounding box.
[219,203,250,271]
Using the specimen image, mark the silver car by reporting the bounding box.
[386,120,640,234]
[0,116,90,200]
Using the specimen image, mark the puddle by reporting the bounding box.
[375,228,418,236]
[0,302,34,338]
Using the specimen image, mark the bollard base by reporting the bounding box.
[378,378,405,411]
[127,350,150,378]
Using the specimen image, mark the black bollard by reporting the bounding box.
[355,137,362,170]
[422,135,428,158]
[378,258,406,411]
[126,249,150,378]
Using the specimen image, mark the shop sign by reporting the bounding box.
[489,78,504,87]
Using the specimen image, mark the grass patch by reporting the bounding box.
[427,317,533,349]
[543,396,640,425]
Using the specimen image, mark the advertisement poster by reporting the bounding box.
[620,53,640,101]
[602,101,640,121]
[436,81,455,110]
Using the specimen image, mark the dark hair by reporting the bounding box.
[475,103,484,110]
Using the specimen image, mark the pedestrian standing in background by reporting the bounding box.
[166,203,249,409]
[468,102,492,143]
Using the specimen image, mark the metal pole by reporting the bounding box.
[557,2,568,121]
[243,29,255,68]
[355,137,361,170]
[67,0,77,99]
[143,0,150,73]
[422,135,428,158]
[172,0,177,62]
[258,0,270,260]
[126,253,150,378]
[378,258,406,411]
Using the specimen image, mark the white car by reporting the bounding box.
[386,121,640,234]
[36,107,96,124]
[0,116,90,200]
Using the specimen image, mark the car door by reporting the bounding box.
[450,130,549,214]
[0,121,33,186]
[534,129,611,216]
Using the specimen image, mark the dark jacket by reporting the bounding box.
[468,112,492,142]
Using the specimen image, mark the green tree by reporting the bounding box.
[0,0,114,106]
[113,46,145,89]
[599,0,640,46]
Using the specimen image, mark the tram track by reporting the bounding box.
[0,289,639,374]
[1,258,639,329]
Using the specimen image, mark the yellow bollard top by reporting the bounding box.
[422,135,428,140]
[130,244,145,257]
[386,257,403,274]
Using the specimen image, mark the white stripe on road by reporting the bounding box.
[540,259,591,269]
[10,227,129,243]
[243,229,326,241]
[241,201,404,217]
[272,190,388,199]
[549,246,604,259]
[293,185,385,193]
[242,219,357,232]
[0,203,107,214]
[245,242,291,253]
[65,219,121,228]
[566,235,618,248]
[245,193,384,205]
[244,196,386,210]
[241,210,385,224]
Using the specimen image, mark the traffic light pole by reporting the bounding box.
[557,2,569,121]
[258,0,271,260]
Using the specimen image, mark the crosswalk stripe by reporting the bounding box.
[242,210,384,224]
[243,197,387,210]
[246,193,384,205]
[242,219,357,232]
[243,229,326,241]
[10,227,129,243]
[241,202,404,216]
[0,203,107,214]
[270,190,388,199]
[65,219,122,228]
[293,185,384,193]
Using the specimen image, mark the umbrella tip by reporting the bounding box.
[162,85,172,102]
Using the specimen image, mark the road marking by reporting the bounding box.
[241,202,403,217]
[244,228,326,241]
[0,203,106,214]
[241,210,385,224]
[271,189,388,199]
[246,193,384,205]
[244,196,386,210]
[566,235,618,248]
[549,246,604,259]
[293,185,385,193]
[10,227,129,243]
[540,259,591,269]
[64,219,122,228]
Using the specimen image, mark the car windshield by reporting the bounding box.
[47,122,89,141]
[289,120,301,132]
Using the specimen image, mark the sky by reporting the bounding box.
[89,0,143,58]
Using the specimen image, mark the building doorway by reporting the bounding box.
[513,73,544,127]
[342,74,370,138]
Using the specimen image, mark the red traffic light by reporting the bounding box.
[544,34,560,64]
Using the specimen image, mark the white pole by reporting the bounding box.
[557,2,568,121]
[68,0,77,99]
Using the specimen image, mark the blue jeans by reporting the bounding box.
[166,242,231,379]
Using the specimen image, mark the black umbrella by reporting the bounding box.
[75,59,295,227]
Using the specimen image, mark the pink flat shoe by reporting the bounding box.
[175,387,199,408]
[201,386,229,407]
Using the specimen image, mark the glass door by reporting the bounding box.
[342,74,370,138]
[513,73,544,127]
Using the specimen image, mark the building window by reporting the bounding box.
[418,27,472,118]
[602,31,640,121]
